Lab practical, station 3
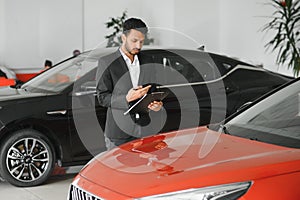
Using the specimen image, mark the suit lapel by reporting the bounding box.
[115,51,133,89]
[138,53,155,86]
[138,54,146,86]
[114,50,151,88]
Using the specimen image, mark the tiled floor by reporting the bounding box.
[0,166,82,200]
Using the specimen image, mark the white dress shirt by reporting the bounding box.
[119,49,140,88]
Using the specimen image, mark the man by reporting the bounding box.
[73,49,81,57]
[44,60,52,69]
[96,18,163,150]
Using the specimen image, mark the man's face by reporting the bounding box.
[122,29,145,55]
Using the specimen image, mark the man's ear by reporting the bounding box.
[121,34,126,43]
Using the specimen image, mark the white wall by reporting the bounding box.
[3,0,82,73]
[0,0,295,76]
[84,1,220,49]
[0,0,5,66]
[219,0,293,76]
[173,0,220,50]
[83,0,144,50]
[140,0,176,47]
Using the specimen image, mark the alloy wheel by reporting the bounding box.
[5,137,50,182]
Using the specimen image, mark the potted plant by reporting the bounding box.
[262,0,300,76]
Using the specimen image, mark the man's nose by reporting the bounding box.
[136,42,142,49]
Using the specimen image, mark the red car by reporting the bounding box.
[68,78,300,200]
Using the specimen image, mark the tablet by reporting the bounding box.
[124,91,168,115]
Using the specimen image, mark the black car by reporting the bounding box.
[0,47,293,187]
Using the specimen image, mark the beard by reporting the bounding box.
[125,43,140,55]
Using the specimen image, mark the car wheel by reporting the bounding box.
[0,129,55,187]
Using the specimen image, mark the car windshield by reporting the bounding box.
[21,52,101,93]
[225,80,300,148]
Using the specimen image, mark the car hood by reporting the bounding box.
[79,127,300,198]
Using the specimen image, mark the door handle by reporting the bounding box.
[46,110,67,115]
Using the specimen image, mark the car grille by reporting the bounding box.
[68,184,103,200]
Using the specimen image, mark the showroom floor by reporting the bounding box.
[0,166,83,200]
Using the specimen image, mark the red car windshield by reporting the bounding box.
[225,80,300,148]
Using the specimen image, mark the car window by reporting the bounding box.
[248,93,299,128]
[161,56,204,83]
[225,80,300,148]
[148,50,220,84]
[22,56,98,93]
[209,53,253,75]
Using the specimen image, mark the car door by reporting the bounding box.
[67,67,107,162]
[146,49,229,132]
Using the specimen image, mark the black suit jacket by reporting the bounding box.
[96,50,159,140]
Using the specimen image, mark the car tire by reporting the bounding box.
[0,129,55,187]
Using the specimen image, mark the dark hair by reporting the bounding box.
[122,18,148,36]
[44,60,52,67]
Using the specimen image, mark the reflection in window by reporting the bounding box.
[23,58,97,93]
[247,93,300,139]
[161,56,216,83]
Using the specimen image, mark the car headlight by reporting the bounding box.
[136,181,252,200]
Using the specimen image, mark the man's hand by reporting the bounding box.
[126,85,151,102]
[148,101,163,112]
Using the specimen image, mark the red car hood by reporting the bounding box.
[79,127,300,198]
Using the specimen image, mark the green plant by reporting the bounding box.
[262,0,300,76]
[105,11,127,47]
[105,11,154,47]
